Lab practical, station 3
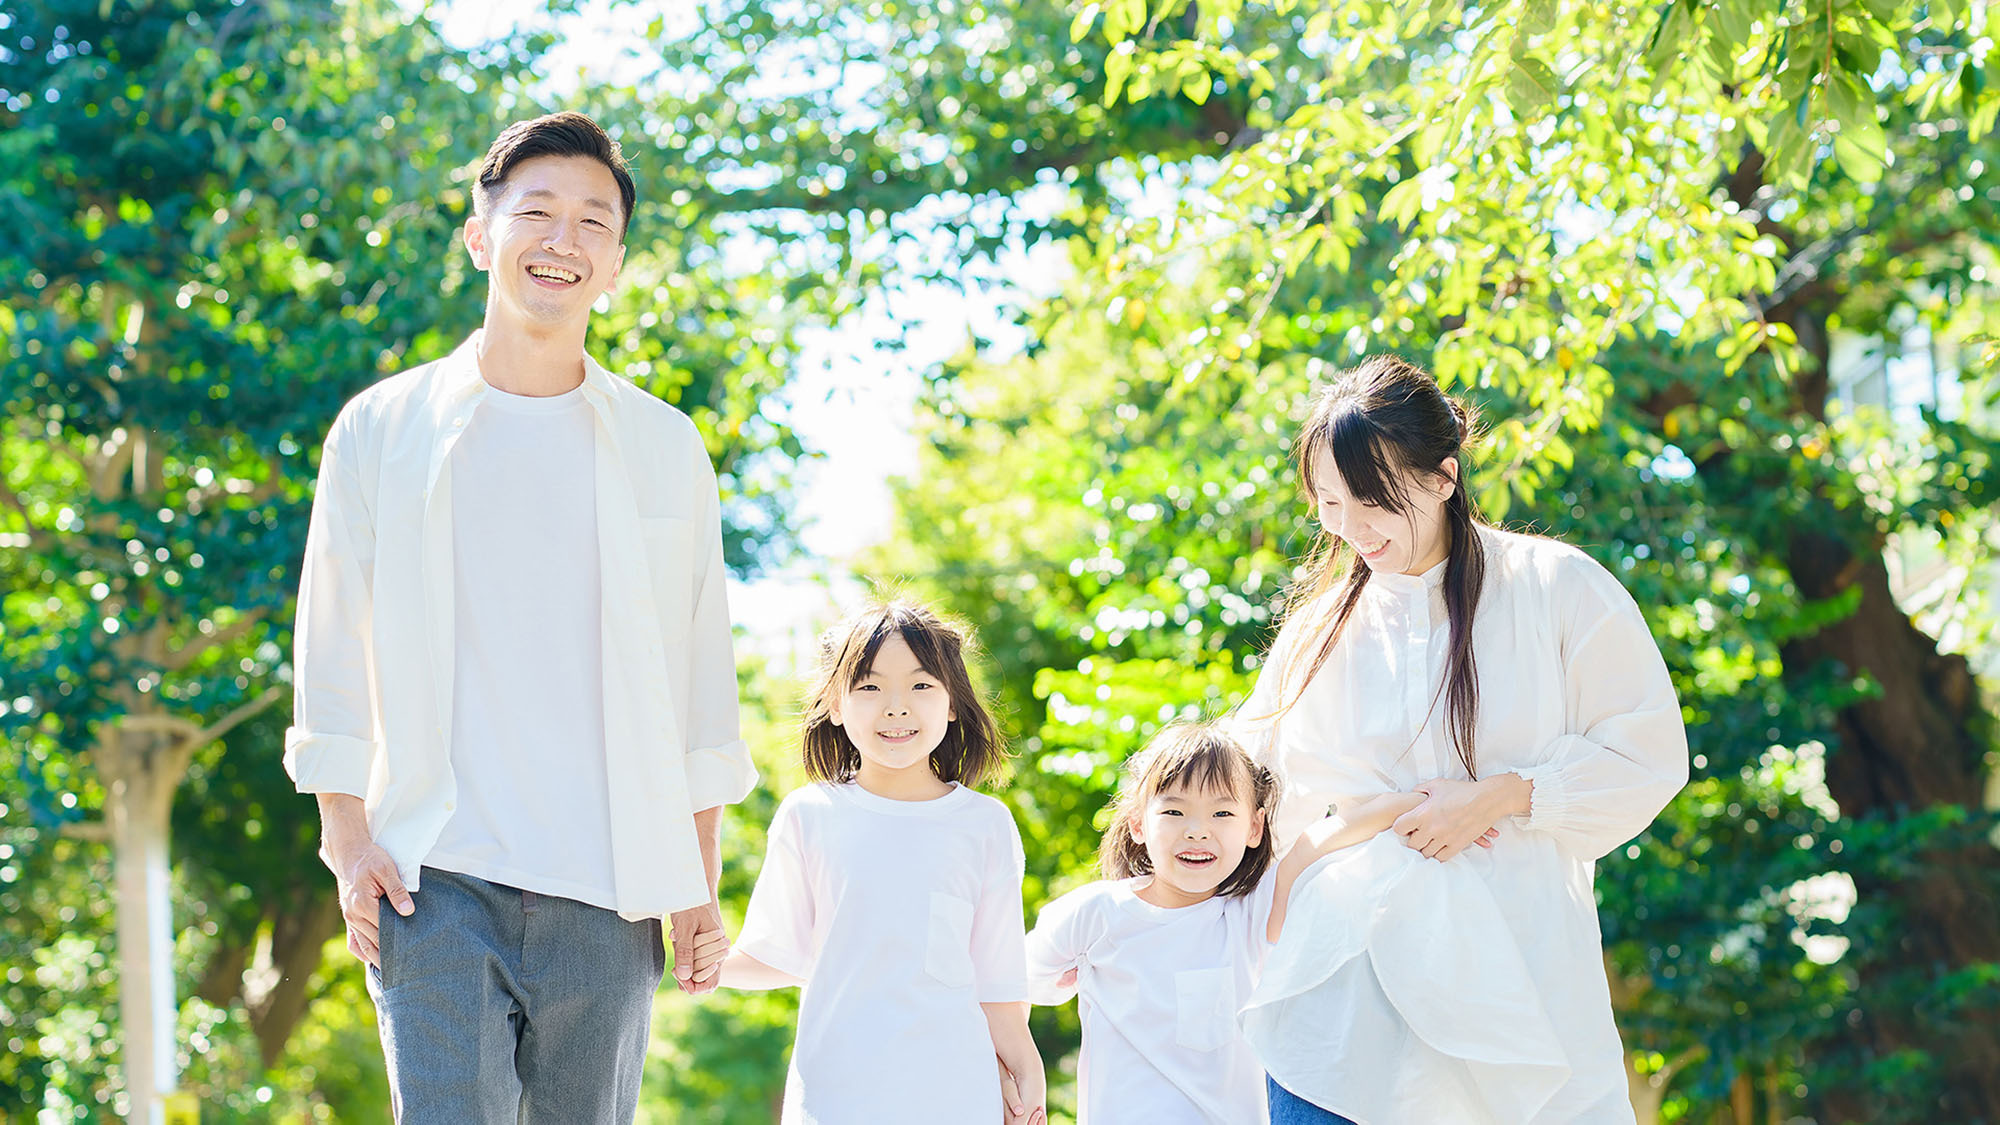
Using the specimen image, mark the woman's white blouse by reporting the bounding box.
[1233,526,1688,1124]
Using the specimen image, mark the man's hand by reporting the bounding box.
[668,899,729,995]
[1392,775,1526,862]
[319,794,411,969]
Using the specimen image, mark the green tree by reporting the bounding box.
[0,0,812,1115]
[841,1,2000,1121]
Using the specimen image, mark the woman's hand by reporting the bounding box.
[1392,774,1529,861]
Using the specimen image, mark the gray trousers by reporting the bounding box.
[367,867,665,1124]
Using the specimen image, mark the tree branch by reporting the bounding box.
[118,712,205,739]
[166,685,286,783]
[162,610,269,673]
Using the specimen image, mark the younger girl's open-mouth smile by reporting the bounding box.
[1174,849,1218,869]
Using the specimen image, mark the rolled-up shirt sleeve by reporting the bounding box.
[1514,558,1689,860]
[1025,885,1088,1006]
[284,408,380,798]
[680,437,756,812]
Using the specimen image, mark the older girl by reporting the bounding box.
[1235,356,1688,1124]
[721,599,1045,1124]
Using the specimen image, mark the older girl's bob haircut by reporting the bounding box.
[1099,722,1280,899]
[801,599,1007,787]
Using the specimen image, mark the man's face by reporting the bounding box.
[463,154,626,330]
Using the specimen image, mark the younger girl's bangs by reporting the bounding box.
[1141,727,1256,803]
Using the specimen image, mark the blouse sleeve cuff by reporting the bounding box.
[283,728,377,797]
[1513,752,1576,834]
[684,739,758,811]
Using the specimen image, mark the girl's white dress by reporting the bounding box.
[734,781,1028,1124]
[1026,873,1277,1124]
[1235,525,1688,1125]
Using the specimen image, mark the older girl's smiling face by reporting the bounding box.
[1310,452,1458,577]
[832,633,956,794]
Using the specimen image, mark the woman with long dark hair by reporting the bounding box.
[1235,356,1689,1124]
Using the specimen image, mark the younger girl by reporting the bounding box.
[1024,722,1429,1124]
[722,599,1046,1125]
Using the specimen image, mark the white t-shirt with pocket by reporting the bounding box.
[735,781,1028,1124]
[1026,873,1277,1125]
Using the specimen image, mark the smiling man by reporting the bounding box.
[284,112,756,1122]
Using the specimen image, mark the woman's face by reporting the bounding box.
[1310,452,1458,576]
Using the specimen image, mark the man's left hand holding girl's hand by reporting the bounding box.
[1393,773,1533,862]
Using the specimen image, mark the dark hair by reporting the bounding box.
[802,599,1007,788]
[1275,354,1490,777]
[473,111,637,239]
[1099,722,1279,899]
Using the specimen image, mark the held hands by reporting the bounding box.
[668,900,730,994]
[1392,775,1527,862]
[998,1055,1048,1125]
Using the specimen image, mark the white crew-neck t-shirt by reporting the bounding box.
[425,383,617,908]
[735,781,1029,1124]
[1027,873,1277,1124]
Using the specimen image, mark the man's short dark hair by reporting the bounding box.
[473,111,637,239]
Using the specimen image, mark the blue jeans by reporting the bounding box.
[1268,1075,1361,1125]
[367,868,665,1123]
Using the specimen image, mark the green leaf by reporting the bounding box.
[1379,177,1425,229]
[1972,90,2000,141]
[1506,52,1563,118]
[1104,0,1147,43]
[1070,2,1103,43]
[1715,0,1753,49]
[1519,0,1559,37]
[1105,44,1134,105]
[1182,69,1212,105]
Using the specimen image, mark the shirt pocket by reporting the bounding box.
[925,892,977,989]
[1174,966,1238,1052]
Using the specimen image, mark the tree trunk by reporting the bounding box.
[108,731,180,1125]
[1783,526,2000,1122]
[247,893,343,1066]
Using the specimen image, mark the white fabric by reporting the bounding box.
[421,385,617,909]
[285,333,757,920]
[1233,525,1688,1125]
[735,782,1029,1124]
[1026,874,1277,1125]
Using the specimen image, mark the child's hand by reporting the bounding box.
[1057,967,1079,990]
[998,1057,1023,1121]
[668,900,730,994]
[998,1056,1047,1125]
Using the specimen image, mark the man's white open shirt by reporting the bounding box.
[284,335,757,920]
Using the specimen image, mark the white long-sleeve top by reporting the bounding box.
[1234,525,1688,1124]
[283,334,757,921]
